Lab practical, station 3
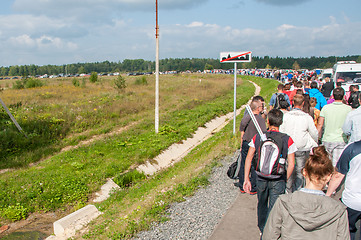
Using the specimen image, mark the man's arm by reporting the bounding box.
[269,94,276,109]
[308,117,319,142]
[326,171,345,197]
[286,152,295,180]
[316,116,325,139]
[239,131,245,149]
[243,146,256,193]
[342,114,352,136]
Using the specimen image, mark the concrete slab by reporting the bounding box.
[208,193,260,240]
[52,205,102,238]
[93,178,121,203]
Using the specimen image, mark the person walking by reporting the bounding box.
[243,109,296,235]
[238,97,267,194]
[321,77,335,101]
[348,85,360,109]
[326,140,361,240]
[309,81,327,110]
[263,146,350,240]
[269,84,291,110]
[317,87,352,166]
[280,94,318,192]
[343,92,361,143]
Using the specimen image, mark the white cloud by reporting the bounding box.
[1,0,360,68]
[158,17,361,59]
[8,34,77,51]
[186,22,204,27]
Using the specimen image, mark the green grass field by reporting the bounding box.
[0,74,278,238]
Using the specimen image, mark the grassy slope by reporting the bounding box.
[0,75,257,223]
[0,75,278,238]
[80,76,278,239]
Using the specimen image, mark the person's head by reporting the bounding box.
[303,146,334,188]
[354,85,359,91]
[295,81,303,89]
[349,85,355,92]
[293,94,304,107]
[277,84,284,91]
[284,83,291,91]
[296,89,303,95]
[310,81,318,89]
[336,82,342,88]
[325,77,330,82]
[250,98,263,113]
[332,87,345,101]
[267,108,283,127]
[253,95,265,103]
[310,97,317,108]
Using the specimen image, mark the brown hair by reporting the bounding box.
[302,94,311,115]
[293,94,304,107]
[310,97,317,107]
[304,146,334,183]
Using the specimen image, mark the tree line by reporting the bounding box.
[1,55,361,77]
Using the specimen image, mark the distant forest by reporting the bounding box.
[1,55,361,77]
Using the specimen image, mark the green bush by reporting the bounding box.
[114,75,127,91]
[81,78,87,87]
[134,76,148,85]
[12,80,25,89]
[72,78,80,87]
[12,78,44,89]
[89,72,98,83]
[25,78,44,88]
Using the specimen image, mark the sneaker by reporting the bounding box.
[240,189,246,194]
[249,191,257,195]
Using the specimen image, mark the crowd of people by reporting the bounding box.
[236,79,361,240]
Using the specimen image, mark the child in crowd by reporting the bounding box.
[310,97,320,127]
[262,146,350,240]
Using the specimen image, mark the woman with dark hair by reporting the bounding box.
[302,93,311,116]
[262,146,350,240]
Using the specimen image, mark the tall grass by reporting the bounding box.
[0,74,235,169]
[0,74,258,223]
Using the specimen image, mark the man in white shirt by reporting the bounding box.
[280,94,318,192]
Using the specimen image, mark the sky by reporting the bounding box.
[0,0,360,67]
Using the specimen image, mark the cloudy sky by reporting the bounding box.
[0,0,360,67]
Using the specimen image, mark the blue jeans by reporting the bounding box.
[347,207,361,240]
[238,140,257,192]
[286,151,309,193]
[256,176,286,233]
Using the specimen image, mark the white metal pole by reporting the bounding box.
[155,0,159,134]
[233,62,237,135]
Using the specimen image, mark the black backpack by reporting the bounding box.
[274,93,289,109]
[253,131,288,179]
[227,150,242,179]
[348,91,360,109]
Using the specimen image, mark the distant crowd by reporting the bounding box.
[236,78,361,240]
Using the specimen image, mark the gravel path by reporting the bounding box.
[133,155,239,240]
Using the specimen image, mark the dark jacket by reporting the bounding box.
[348,91,360,109]
[321,82,334,98]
